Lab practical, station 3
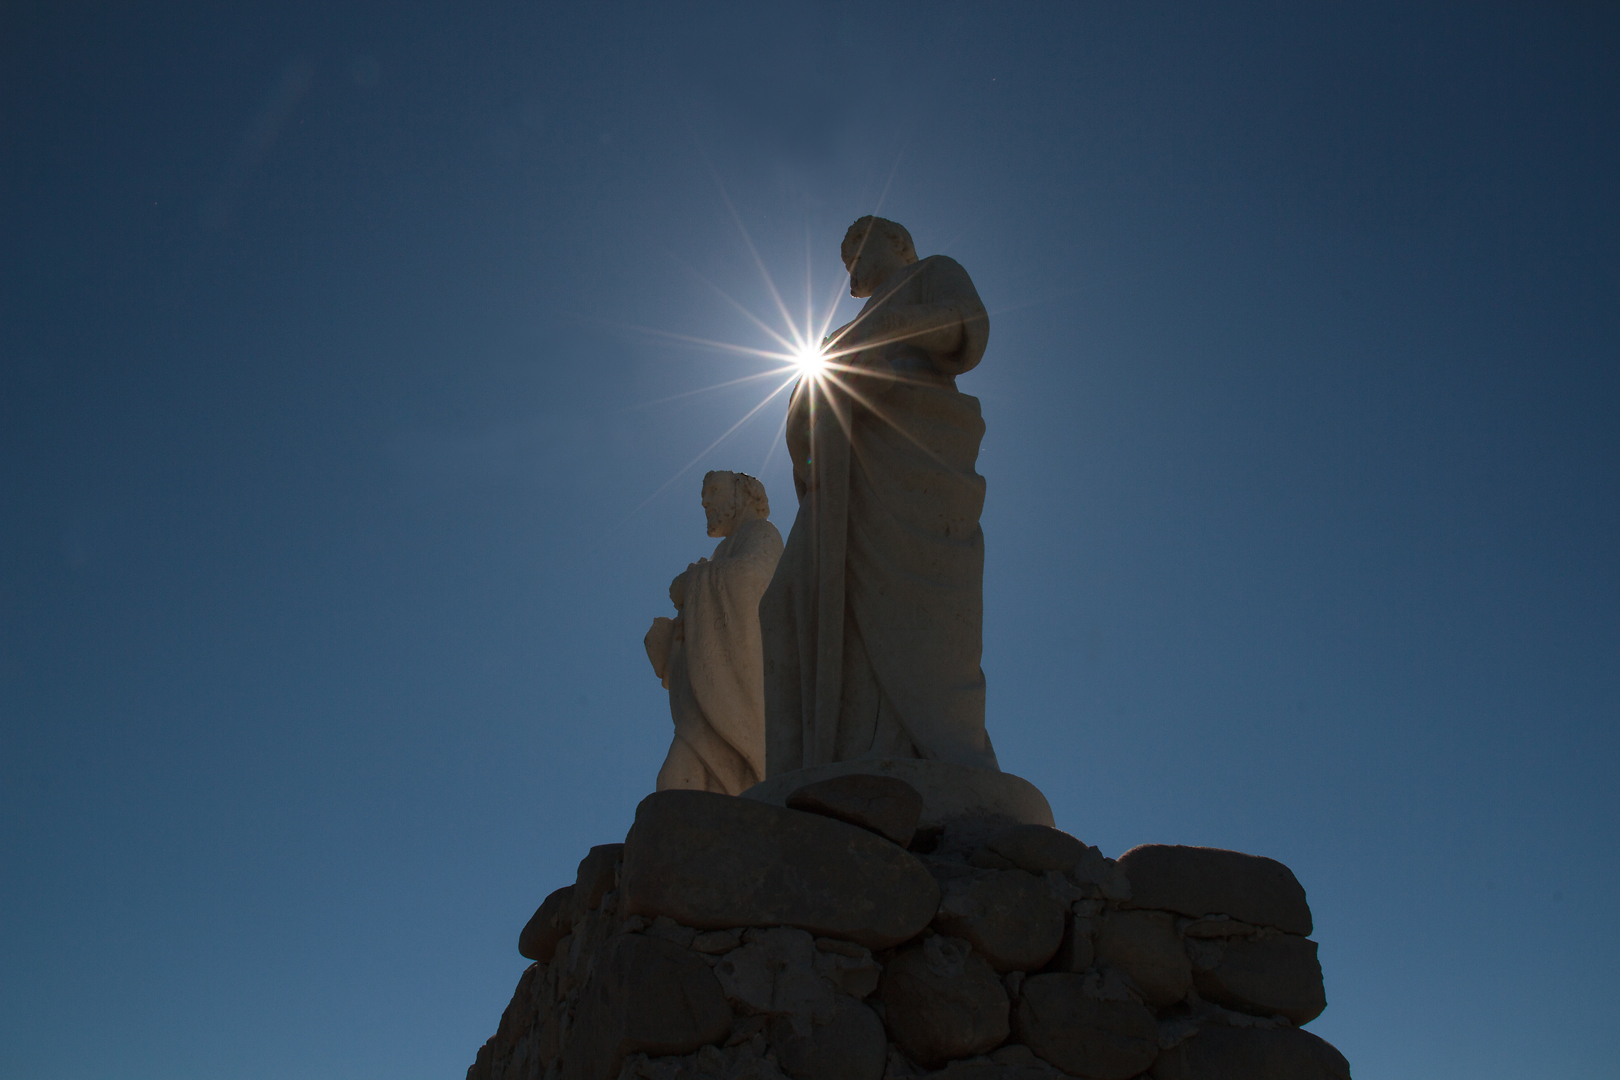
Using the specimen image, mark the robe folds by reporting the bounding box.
[662,516,783,795]
[760,255,1000,776]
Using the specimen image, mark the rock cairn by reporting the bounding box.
[468,777,1350,1080]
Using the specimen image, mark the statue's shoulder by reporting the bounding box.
[919,253,966,273]
[914,254,981,298]
[734,516,784,557]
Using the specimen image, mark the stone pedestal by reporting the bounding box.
[470,781,1349,1080]
[742,760,1055,831]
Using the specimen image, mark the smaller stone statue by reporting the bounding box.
[645,470,783,795]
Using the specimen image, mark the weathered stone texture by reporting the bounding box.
[621,1039,790,1080]
[467,960,547,1080]
[1117,845,1311,935]
[878,935,1011,1067]
[646,915,701,948]
[713,928,834,1024]
[1093,910,1192,1007]
[474,821,1344,1080]
[558,933,732,1080]
[925,1044,1065,1079]
[743,759,1055,830]
[785,773,924,848]
[691,929,742,954]
[933,869,1066,973]
[974,824,1089,875]
[767,993,887,1080]
[1188,933,1326,1026]
[1149,1025,1350,1080]
[1048,914,1095,974]
[1013,974,1160,1079]
[621,791,940,950]
[570,843,624,924]
[518,885,574,962]
[1181,916,1259,939]
[813,938,881,998]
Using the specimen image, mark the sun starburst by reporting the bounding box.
[624,167,932,518]
[791,337,828,377]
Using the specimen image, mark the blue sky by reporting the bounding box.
[2,3,1616,1077]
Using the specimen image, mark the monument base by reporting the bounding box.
[469,785,1349,1080]
[741,759,1055,831]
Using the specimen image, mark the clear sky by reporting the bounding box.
[2,3,1616,1078]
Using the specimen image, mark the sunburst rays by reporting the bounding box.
[629,169,959,514]
[626,225,841,512]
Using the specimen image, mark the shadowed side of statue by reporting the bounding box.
[761,216,999,777]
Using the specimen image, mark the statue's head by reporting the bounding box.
[701,470,770,537]
[841,216,918,298]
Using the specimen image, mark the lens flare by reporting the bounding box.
[627,204,870,514]
[794,340,827,377]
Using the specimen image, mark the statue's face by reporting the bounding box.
[845,235,905,299]
[701,475,734,537]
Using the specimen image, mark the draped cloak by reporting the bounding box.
[661,515,784,795]
[760,255,1000,776]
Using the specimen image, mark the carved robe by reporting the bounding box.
[659,516,783,794]
[760,255,1000,776]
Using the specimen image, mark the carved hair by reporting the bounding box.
[705,470,770,521]
[841,216,918,267]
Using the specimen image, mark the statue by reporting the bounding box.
[645,470,784,795]
[760,216,1000,777]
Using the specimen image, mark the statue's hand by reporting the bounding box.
[668,570,687,610]
[644,616,675,687]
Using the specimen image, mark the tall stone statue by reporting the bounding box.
[760,216,1000,777]
[645,470,784,795]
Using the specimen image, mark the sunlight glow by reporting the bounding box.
[792,339,828,377]
[624,153,1005,526]
[626,194,904,516]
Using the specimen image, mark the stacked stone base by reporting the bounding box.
[469,781,1350,1080]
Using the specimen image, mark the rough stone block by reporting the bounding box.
[570,843,624,924]
[1117,846,1311,935]
[878,935,1010,1067]
[692,930,742,955]
[1014,974,1159,1080]
[1189,934,1326,1026]
[621,791,941,950]
[933,869,1067,973]
[1072,848,1132,901]
[1181,917,1258,939]
[558,933,732,1080]
[813,939,881,998]
[1048,914,1095,974]
[1094,910,1192,1007]
[535,998,567,1073]
[978,825,1089,875]
[646,915,700,948]
[713,928,834,1024]
[620,1039,790,1080]
[1149,1025,1350,1080]
[767,994,887,1080]
[519,885,574,962]
[467,961,546,1080]
[785,773,924,848]
[744,760,1054,830]
[926,1044,1066,1078]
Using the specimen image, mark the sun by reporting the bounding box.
[793,339,828,378]
[626,210,858,511]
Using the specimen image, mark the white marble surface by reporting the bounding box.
[648,471,783,795]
